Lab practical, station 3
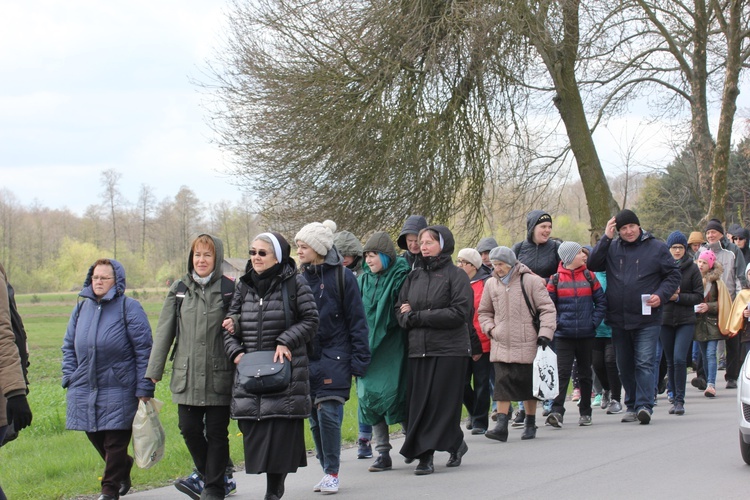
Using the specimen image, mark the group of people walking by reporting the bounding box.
[48,209,750,500]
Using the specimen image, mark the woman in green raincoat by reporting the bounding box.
[356,232,411,473]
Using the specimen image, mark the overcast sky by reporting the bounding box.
[1,1,748,215]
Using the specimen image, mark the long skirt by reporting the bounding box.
[493,362,533,401]
[399,356,467,459]
[238,418,307,474]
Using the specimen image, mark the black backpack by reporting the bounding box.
[169,276,235,361]
[2,278,30,447]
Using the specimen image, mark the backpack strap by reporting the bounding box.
[583,269,595,288]
[281,276,297,330]
[219,276,235,312]
[336,265,346,311]
[169,281,189,361]
[6,280,29,386]
[520,273,541,333]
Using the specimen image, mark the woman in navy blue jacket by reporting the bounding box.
[62,259,154,500]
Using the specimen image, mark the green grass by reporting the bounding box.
[1,291,362,499]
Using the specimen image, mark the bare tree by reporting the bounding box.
[100,169,123,259]
[136,184,156,258]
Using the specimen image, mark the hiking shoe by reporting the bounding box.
[175,472,204,500]
[368,454,392,472]
[511,410,526,428]
[600,390,610,410]
[607,400,623,414]
[542,400,553,416]
[691,377,707,391]
[637,408,651,424]
[545,412,563,428]
[668,404,676,415]
[727,379,738,389]
[674,402,685,415]
[571,388,581,401]
[592,394,602,407]
[357,438,372,459]
[578,415,592,426]
[621,411,637,423]
[319,474,339,494]
[470,427,486,435]
[224,475,237,496]
[704,385,716,397]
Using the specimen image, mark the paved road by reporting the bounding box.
[127,384,748,500]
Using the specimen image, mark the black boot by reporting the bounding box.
[414,452,434,475]
[485,413,509,442]
[521,415,537,440]
[446,440,468,467]
[265,473,287,500]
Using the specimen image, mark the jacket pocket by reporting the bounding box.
[319,349,352,391]
[171,356,189,394]
[212,356,234,395]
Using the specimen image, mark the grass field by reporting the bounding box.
[1,291,362,499]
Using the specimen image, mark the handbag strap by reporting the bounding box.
[520,273,537,319]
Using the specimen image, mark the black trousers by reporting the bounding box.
[552,338,594,416]
[463,352,492,430]
[85,429,133,497]
[725,334,741,381]
[592,337,622,401]
[178,405,231,496]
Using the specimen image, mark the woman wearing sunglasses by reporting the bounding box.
[223,232,319,500]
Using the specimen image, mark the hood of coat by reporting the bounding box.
[333,231,363,257]
[363,231,397,262]
[525,210,551,242]
[471,263,491,283]
[426,225,456,255]
[397,215,428,250]
[476,237,499,254]
[81,259,126,301]
[703,261,724,284]
[187,234,225,285]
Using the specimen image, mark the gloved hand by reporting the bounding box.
[6,394,32,432]
[536,336,551,350]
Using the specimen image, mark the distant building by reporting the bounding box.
[222,258,248,281]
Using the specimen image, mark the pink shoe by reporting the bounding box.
[571,388,581,401]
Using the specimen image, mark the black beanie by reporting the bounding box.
[705,218,724,235]
[615,209,640,231]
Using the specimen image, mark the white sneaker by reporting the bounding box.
[313,476,324,492]
[320,474,339,494]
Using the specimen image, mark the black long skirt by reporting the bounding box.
[237,418,307,474]
[493,362,534,401]
[399,356,468,459]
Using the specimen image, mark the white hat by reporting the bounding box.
[295,222,334,257]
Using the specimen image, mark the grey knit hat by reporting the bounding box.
[458,248,482,270]
[558,241,582,267]
[489,246,516,266]
[295,222,334,256]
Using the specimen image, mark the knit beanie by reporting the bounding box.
[295,222,334,257]
[535,212,553,227]
[615,209,640,231]
[363,231,397,262]
[489,246,517,266]
[558,241,582,267]
[704,218,724,235]
[476,237,499,254]
[688,231,705,245]
[697,250,716,269]
[458,248,482,270]
[666,231,688,249]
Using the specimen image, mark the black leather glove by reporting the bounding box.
[6,394,32,432]
[536,336,551,350]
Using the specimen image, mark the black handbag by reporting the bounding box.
[520,274,541,334]
[236,350,291,394]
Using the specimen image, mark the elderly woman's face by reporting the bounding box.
[91,264,116,299]
[492,261,512,277]
[251,239,278,273]
[193,243,215,278]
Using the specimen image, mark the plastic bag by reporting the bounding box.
[132,398,166,469]
[532,346,559,400]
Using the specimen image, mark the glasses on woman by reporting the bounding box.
[456,259,467,266]
[249,249,270,257]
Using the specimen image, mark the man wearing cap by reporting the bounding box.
[699,219,745,388]
[588,209,680,425]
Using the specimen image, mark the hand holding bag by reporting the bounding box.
[237,350,291,394]
[132,398,166,469]
[532,346,559,400]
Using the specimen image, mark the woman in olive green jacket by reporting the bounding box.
[146,234,235,500]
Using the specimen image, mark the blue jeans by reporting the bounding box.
[611,325,661,413]
[651,338,663,403]
[309,400,344,475]
[698,340,719,386]
[660,324,695,405]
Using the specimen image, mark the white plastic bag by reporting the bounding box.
[532,346,559,400]
[132,398,166,469]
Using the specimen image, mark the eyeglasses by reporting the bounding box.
[669,245,685,250]
[91,276,114,282]
[733,237,746,241]
[249,249,270,257]
[456,259,467,266]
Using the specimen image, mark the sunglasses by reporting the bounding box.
[249,249,271,257]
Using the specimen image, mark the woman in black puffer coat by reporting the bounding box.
[223,232,319,500]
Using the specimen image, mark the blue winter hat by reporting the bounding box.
[666,231,688,249]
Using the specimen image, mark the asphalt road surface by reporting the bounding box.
[127,381,748,500]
